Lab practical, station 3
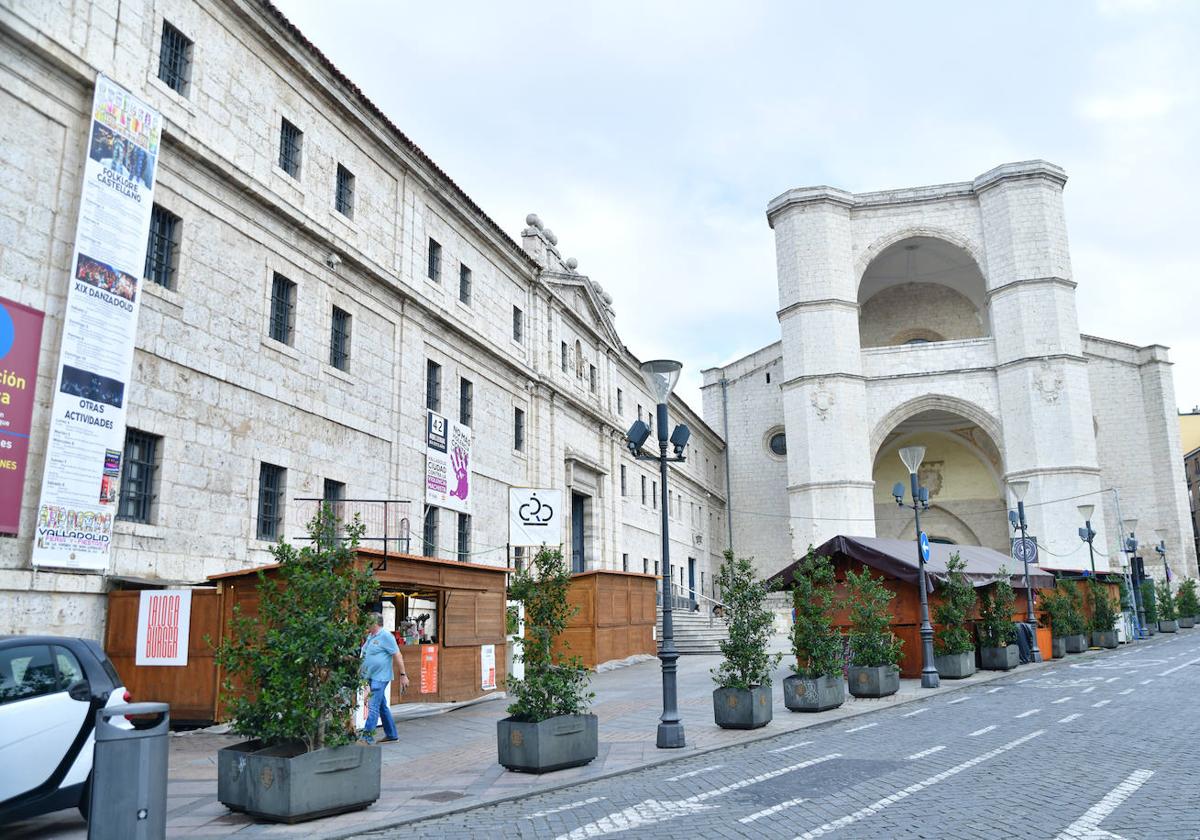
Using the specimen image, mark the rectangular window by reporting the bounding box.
[457,513,471,562]
[329,306,351,371]
[617,388,624,414]
[513,545,525,573]
[459,264,472,305]
[512,306,523,343]
[117,429,160,523]
[426,360,442,412]
[643,558,649,574]
[279,118,303,178]
[144,204,180,289]
[641,475,646,505]
[334,164,355,217]
[620,464,627,496]
[622,554,629,572]
[422,505,438,556]
[589,364,597,393]
[561,342,569,373]
[257,462,286,541]
[652,482,657,509]
[637,404,643,421]
[268,272,296,345]
[157,21,192,95]
[459,377,473,427]
[514,407,525,452]
[427,238,442,282]
[322,478,345,520]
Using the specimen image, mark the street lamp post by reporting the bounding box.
[1123,520,1145,636]
[1077,504,1098,575]
[1008,481,1042,662]
[626,360,690,749]
[893,446,939,688]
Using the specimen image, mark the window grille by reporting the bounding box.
[117,429,159,523]
[335,164,355,217]
[426,360,441,412]
[279,118,303,178]
[329,306,351,370]
[428,239,441,281]
[144,205,180,289]
[459,264,472,305]
[269,273,295,344]
[257,463,286,541]
[157,22,192,94]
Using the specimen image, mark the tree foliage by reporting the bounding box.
[1156,578,1177,620]
[214,507,375,753]
[1141,582,1159,623]
[788,549,843,679]
[977,568,1017,648]
[1175,579,1200,618]
[1040,588,1070,637]
[713,550,781,689]
[505,547,593,722]
[934,553,977,656]
[845,567,902,669]
[1088,580,1118,633]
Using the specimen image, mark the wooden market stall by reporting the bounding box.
[553,570,658,669]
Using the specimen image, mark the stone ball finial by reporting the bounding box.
[601,291,613,305]
[545,229,558,246]
[525,213,543,229]
[565,257,578,270]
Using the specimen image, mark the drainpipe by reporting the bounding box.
[720,378,734,552]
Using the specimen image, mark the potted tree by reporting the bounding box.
[845,567,902,698]
[1176,579,1199,628]
[215,508,381,823]
[1089,580,1119,649]
[1063,581,1089,653]
[1156,579,1178,633]
[977,569,1018,670]
[782,550,845,712]
[1040,589,1069,658]
[499,547,596,773]
[933,553,977,678]
[1141,584,1158,635]
[713,551,781,728]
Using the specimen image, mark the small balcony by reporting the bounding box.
[861,337,997,380]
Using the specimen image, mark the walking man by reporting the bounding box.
[359,612,409,744]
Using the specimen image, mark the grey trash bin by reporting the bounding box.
[87,702,169,840]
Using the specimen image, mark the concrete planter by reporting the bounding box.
[1179,616,1196,629]
[1051,637,1066,659]
[1158,619,1178,633]
[497,714,598,774]
[782,674,845,712]
[1092,631,1118,649]
[1064,634,1089,654]
[980,645,1019,671]
[846,665,899,698]
[217,741,380,823]
[933,651,976,679]
[714,685,773,729]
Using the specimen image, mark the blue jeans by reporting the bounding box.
[362,679,396,742]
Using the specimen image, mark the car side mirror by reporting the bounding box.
[67,679,92,702]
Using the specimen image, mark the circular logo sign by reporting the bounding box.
[1013,537,1038,563]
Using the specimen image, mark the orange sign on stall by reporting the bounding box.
[419,644,438,694]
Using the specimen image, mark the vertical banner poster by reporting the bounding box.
[480,643,496,690]
[0,298,46,534]
[134,589,192,666]
[425,410,472,514]
[419,643,439,694]
[33,75,161,571]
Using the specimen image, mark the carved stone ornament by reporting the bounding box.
[810,381,835,420]
[1033,363,1064,404]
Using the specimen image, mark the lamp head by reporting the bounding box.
[1155,541,1166,557]
[1078,526,1089,542]
[1077,503,1094,522]
[1008,510,1019,530]
[918,486,930,509]
[639,359,682,404]
[1009,480,1030,503]
[898,445,925,474]
[626,419,651,453]
[669,423,691,455]
[892,482,905,506]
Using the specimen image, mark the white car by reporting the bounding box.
[0,636,132,823]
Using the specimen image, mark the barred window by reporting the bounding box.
[279,118,303,178]
[457,513,471,562]
[268,273,296,345]
[622,554,629,572]
[335,164,355,217]
[157,22,192,95]
[257,463,286,541]
[514,407,525,452]
[589,364,597,393]
[426,359,441,412]
[427,238,441,282]
[459,264,472,305]
[422,505,438,557]
[459,377,473,427]
[117,429,160,523]
[329,306,351,371]
[512,306,523,343]
[144,205,180,289]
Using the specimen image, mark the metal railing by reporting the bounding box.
[293,498,411,570]
[659,582,728,625]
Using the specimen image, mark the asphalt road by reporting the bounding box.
[361,632,1200,839]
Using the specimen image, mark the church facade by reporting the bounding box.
[703,161,1197,584]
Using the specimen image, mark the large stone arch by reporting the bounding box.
[869,394,1005,464]
[854,226,988,292]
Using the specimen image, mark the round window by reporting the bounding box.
[769,432,787,457]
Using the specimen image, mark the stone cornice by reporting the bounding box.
[986,276,1077,302]
[995,353,1087,370]
[766,186,855,228]
[973,160,1068,194]
[780,372,866,390]
[776,298,859,320]
[787,479,875,492]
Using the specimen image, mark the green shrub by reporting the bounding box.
[505,547,593,722]
[1141,583,1159,623]
[788,550,843,679]
[1088,580,1118,633]
[713,550,782,689]
[977,568,1017,648]
[1156,579,1177,620]
[1176,579,1200,618]
[934,553,977,656]
[1063,581,1088,636]
[845,567,902,669]
[215,506,376,752]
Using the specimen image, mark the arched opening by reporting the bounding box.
[872,408,1009,554]
[858,236,989,348]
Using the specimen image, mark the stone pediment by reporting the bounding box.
[543,271,622,349]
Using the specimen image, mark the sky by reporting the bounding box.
[275,0,1199,415]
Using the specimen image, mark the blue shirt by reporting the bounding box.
[360,629,399,682]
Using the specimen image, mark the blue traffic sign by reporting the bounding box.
[918,531,931,563]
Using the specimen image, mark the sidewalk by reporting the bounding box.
[11,650,1068,840]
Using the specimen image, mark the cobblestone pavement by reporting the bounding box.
[362,633,1200,840]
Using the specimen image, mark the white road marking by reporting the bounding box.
[1105,677,1120,683]
[947,696,970,705]
[769,741,813,754]
[529,798,606,819]
[1118,689,1134,696]
[1139,679,1154,685]
[1158,656,1200,676]
[901,708,929,718]
[664,765,722,782]
[968,725,997,737]
[906,746,945,760]
[1052,696,1073,704]
[1081,686,1096,694]
[1052,769,1154,839]
[845,722,878,733]
[739,796,807,824]
[1092,700,1112,708]
[1058,714,1082,723]
[1017,678,1033,683]
[1015,709,1040,719]
[986,687,1004,693]
[557,754,840,840]
[793,732,1042,840]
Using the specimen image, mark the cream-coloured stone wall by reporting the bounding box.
[859,282,986,348]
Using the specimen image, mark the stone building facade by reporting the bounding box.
[704,162,1197,584]
[0,0,727,637]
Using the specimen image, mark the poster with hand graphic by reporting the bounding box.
[425,410,472,514]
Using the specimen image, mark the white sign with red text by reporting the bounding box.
[135,589,192,666]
